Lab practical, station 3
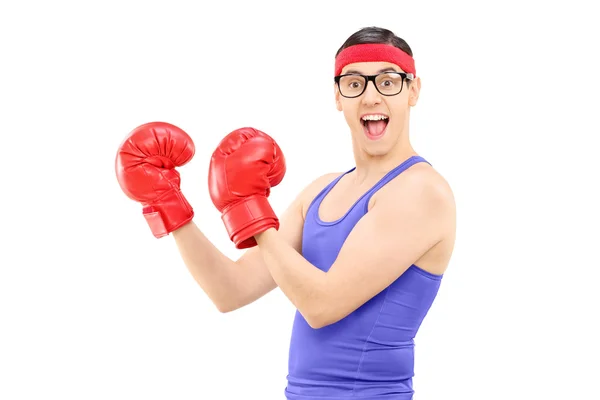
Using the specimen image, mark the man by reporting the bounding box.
[116,26,455,399]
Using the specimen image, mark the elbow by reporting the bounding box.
[301,293,347,329]
[304,308,338,330]
[214,299,241,314]
[216,303,234,313]
[306,318,328,329]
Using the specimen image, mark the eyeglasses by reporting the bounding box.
[334,72,414,98]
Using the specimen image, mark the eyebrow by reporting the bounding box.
[344,67,400,75]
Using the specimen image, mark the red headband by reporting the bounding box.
[334,43,416,77]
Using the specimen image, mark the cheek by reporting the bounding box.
[339,102,359,123]
[342,109,361,129]
[388,99,409,122]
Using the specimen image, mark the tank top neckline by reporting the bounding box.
[313,155,427,226]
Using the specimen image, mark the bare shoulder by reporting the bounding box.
[411,162,454,212]
[371,161,456,274]
[375,161,454,213]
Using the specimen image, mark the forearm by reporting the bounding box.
[172,221,247,312]
[255,228,330,327]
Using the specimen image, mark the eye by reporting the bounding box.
[347,80,363,89]
[376,73,403,89]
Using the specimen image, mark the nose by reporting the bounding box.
[361,80,381,106]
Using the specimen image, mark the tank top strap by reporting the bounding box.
[305,156,429,222]
[305,167,356,218]
[361,155,430,206]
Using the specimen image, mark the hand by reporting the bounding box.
[208,127,286,249]
[115,121,195,238]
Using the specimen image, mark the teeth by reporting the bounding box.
[361,115,389,121]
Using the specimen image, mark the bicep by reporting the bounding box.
[324,183,449,321]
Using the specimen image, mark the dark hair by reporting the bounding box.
[335,26,413,58]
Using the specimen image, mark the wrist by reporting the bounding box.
[143,189,194,238]
[254,227,278,244]
[221,195,278,249]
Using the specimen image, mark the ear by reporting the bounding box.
[334,83,342,111]
[408,76,421,107]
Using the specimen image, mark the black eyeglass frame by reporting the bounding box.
[334,72,415,98]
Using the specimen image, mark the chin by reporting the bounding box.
[363,145,392,157]
[358,136,393,156]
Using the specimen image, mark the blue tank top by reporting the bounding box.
[284,156,443,400]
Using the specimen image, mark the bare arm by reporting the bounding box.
[255,171,455,328]
[171,223,270,312]
[172,203,300,313]
[172,173,339,313]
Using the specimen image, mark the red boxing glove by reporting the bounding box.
[115,122,195,238]
[209,128,286,249]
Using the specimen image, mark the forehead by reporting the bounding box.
[341,61,405,75]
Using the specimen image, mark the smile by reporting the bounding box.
[361,114,389,140]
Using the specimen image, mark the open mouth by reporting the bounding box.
[361,114,389,140]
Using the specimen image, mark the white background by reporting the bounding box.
[1,0,599,399]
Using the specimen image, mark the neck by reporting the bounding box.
[351,138,417,185]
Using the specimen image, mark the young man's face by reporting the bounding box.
[334,61,421,157]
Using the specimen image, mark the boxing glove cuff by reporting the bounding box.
[221,195,279,249]
[142,189,194,238]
